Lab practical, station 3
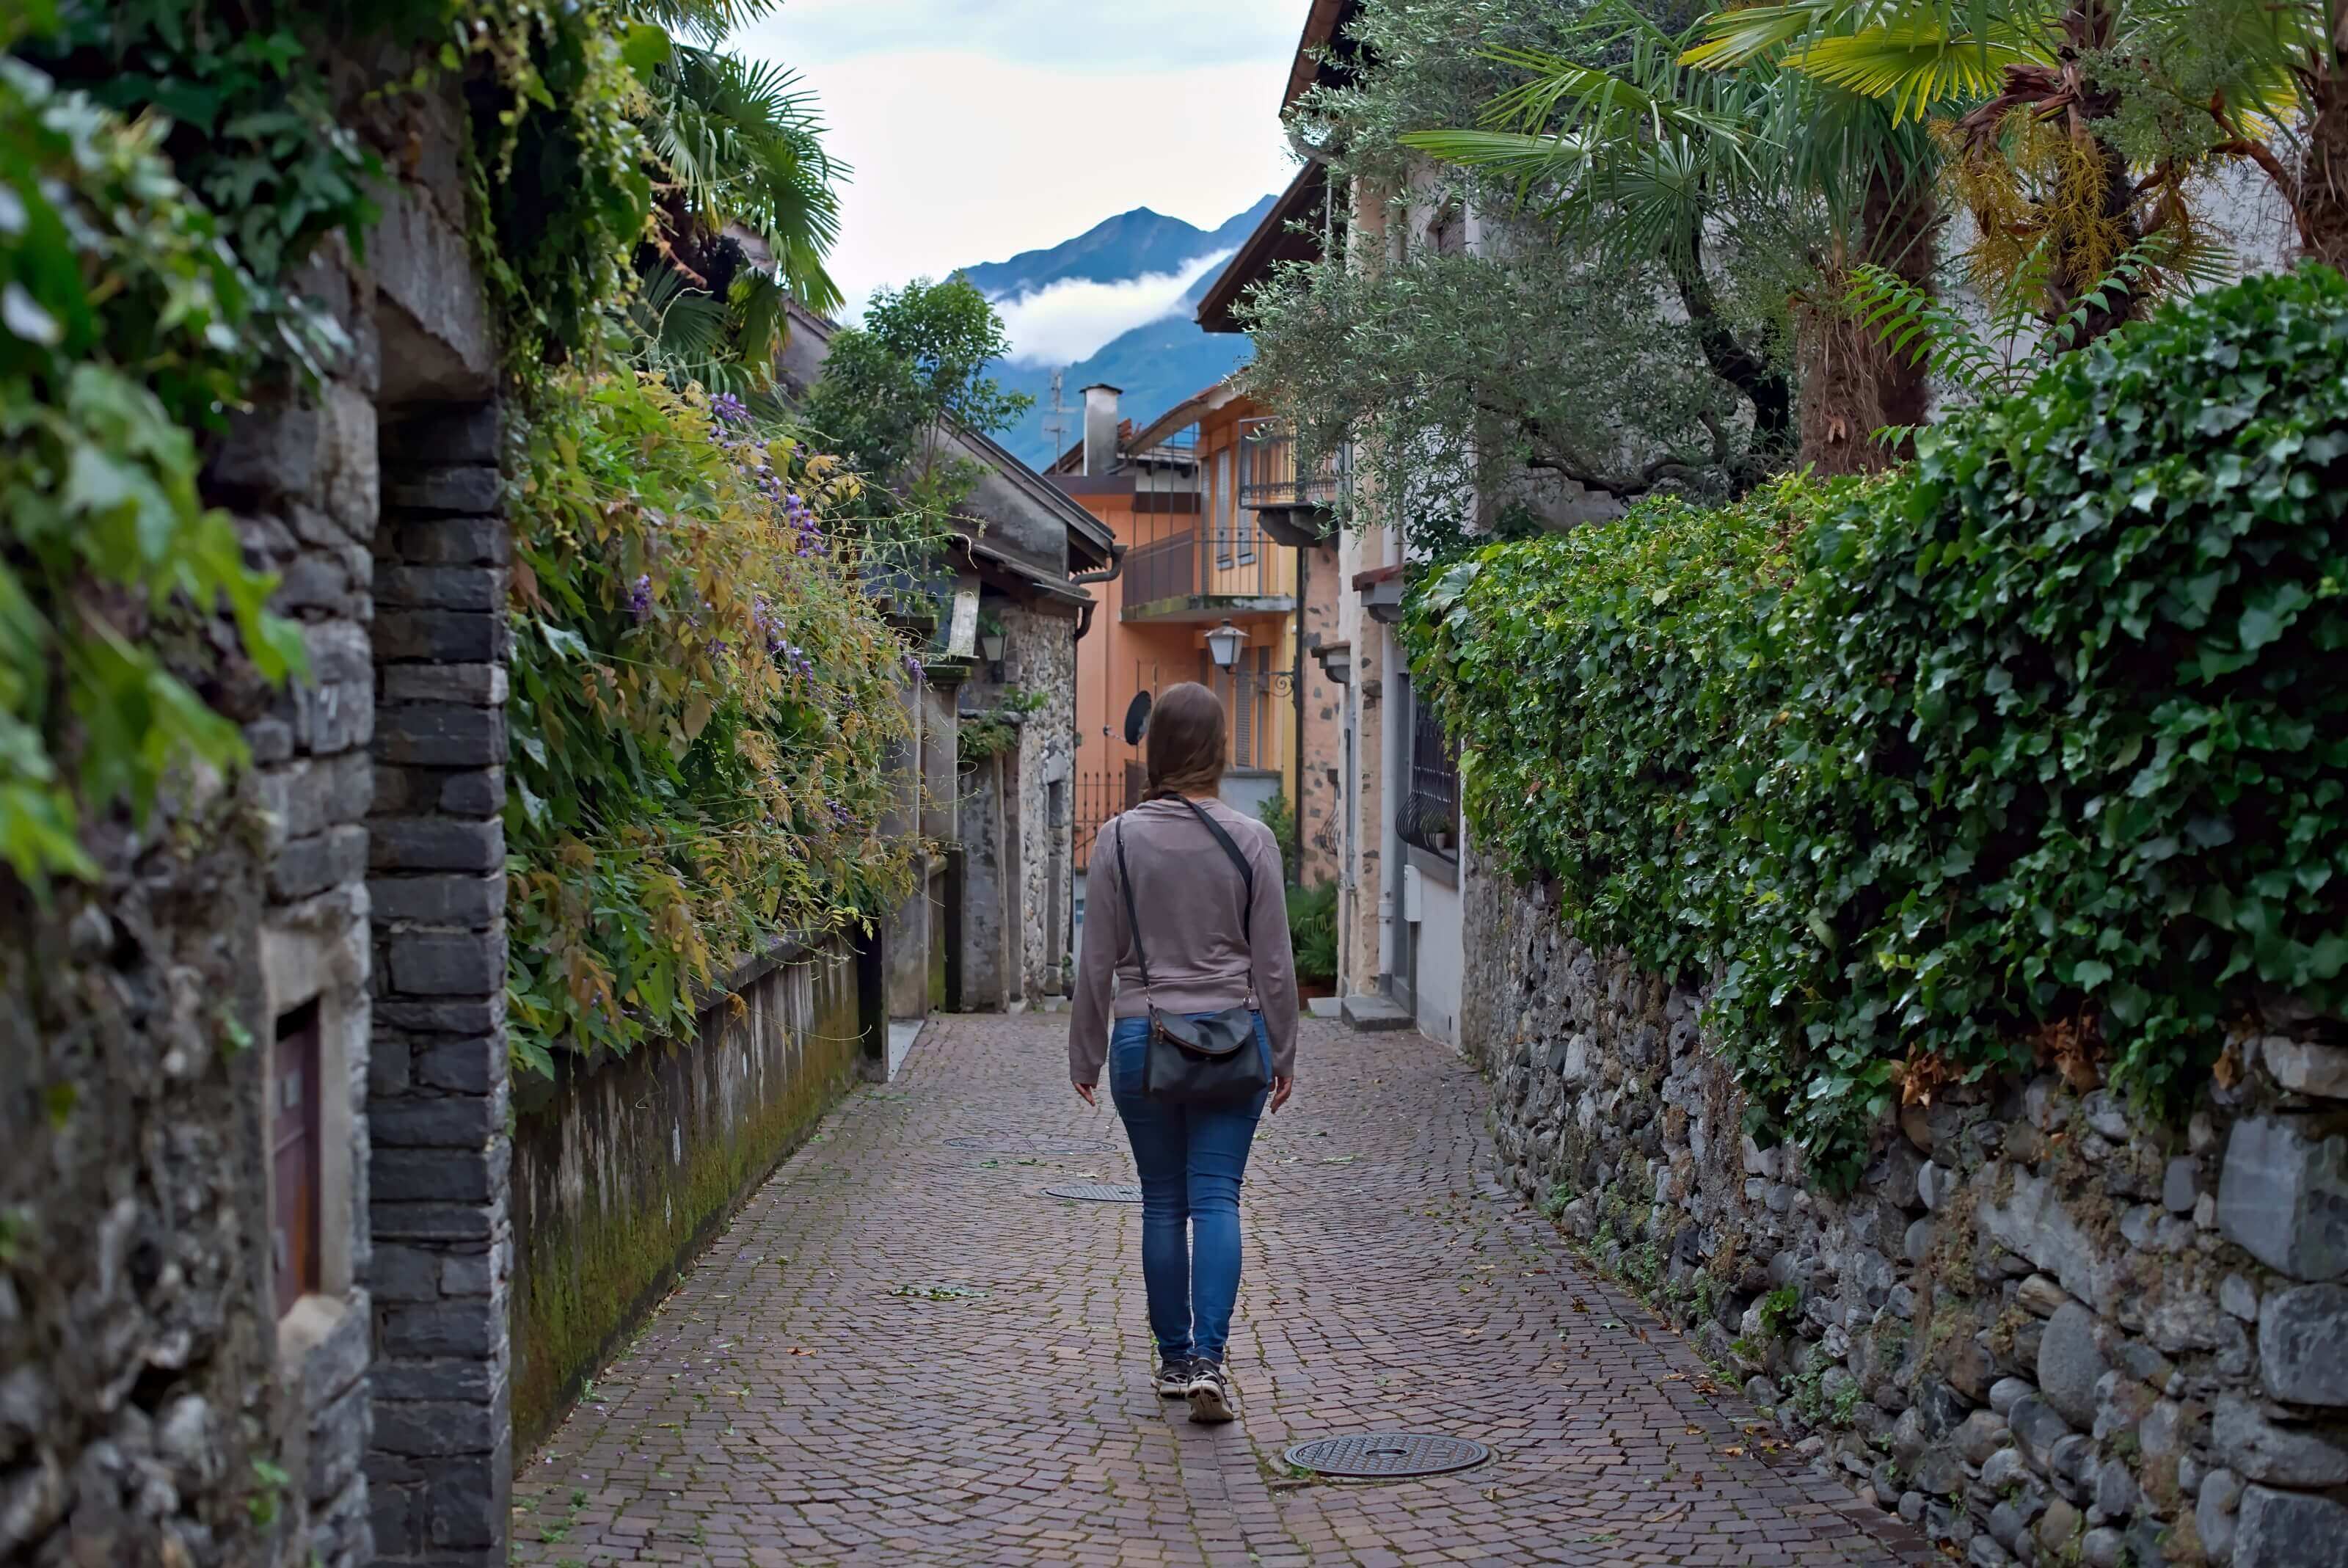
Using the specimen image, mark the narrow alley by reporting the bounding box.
[508,1015,1922,1567]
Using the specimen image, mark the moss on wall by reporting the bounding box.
[508,949,865,1449]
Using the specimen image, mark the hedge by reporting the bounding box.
[1410,266,2348,1177]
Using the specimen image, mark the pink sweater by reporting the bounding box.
[1068,796,1299,1086]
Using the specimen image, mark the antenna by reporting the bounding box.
[1040,369,1079,459]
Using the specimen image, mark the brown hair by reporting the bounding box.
[1145,682,1227,799]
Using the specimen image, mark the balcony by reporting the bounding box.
[1236,419,1346,547]
[1120,509,1295,623]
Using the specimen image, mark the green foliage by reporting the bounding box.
[1254,789,1297,864]
[1287,878,1338,985]
[1410,268,2348,1173]
[503,372,919,1075]
[1759,1284,1802,1335]
[1847,233,2231,423]
[0,53,305,885]
[465,0,655,374]
[26,0,409,371]
[958,687,1046,763]
[798,275,1032,551]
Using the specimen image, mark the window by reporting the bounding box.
[271,1001,323,1315]
[1234,664,1253,767]
[1397,687,1461,860]
[1213,448,1233,569]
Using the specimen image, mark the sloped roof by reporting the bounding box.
[1196,161,1330,334]
[778,302,1116,576]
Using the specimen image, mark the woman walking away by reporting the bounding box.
[1070,682,1298,1424]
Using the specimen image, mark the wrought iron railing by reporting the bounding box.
[1397,689,1461,859]
[1236,419,1347,511]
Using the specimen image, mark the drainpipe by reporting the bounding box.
[1291,544,1307,866]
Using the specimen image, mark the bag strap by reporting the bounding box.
[1173,795,1254,943]
[1113,823,1153,993]
[1120,797,1261,1010]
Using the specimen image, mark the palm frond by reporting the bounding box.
[1785,26,2047,120]
[619,0,779,46]
[646,44,847,311]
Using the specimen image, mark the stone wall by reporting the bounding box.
[1295,540,1343,889]
[0,227,385,1565]
[954,598,1079,1010]
[1002,602,1076,1002]
[1466,871,2348,1568]
[506,937,865,1447]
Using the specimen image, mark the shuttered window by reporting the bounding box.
[271,1002,322,1316]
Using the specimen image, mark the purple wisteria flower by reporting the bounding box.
[902,652,924,682]
[710,392,750,428]
[628,575,652,623]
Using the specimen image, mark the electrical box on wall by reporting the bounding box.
[1402,864,1423,924]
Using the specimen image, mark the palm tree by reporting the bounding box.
[1682,0,2319,341]
[616,0,848,379]
[1401,4,1940,473]
[638,43,847,319]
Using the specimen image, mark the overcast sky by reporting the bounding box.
[732,0,1302,337]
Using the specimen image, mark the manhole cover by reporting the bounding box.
[946,1134,1108,1156]
[1043,1182,1143,1203]
[1283,1433,1492,1479]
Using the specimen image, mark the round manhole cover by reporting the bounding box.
[946,1134,1109,1156]
[1284,1433,1492,1479]
[1043,1182,1143,1203]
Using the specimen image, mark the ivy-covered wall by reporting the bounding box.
[1422,268,2348,1568]
[1468,876,2348,1568]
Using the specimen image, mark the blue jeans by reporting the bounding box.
[1109,1013,1270,1363]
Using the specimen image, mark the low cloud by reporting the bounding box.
[993,249,1235,367]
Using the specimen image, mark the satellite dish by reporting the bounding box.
[1122,690,1153,747]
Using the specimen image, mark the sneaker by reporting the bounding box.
[1153,1356,1195,1398]
[1186,1359,1237,1423]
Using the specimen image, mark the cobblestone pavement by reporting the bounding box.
[511,1015,1927,1567]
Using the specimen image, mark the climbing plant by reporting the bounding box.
[503,375,920,1075]
[0,45,305,885]
[1411,267,2348,1177]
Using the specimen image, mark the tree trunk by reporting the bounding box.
[1797,163,1943,476]
[2305,8,2348,270]
[1861,163,1941,434]
[1668,236,1793,470]
[2043,0,2143,344]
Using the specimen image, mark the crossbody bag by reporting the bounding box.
[1113,797,1271,1106]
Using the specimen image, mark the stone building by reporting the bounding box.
[1,56,925,1568]
[776,306,1115,1017]
[1,58,513,1567]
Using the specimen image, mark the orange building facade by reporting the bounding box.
[1047,382,1341,882]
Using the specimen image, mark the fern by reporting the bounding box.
[1848,230,2211,425]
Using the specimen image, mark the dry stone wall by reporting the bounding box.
[0,230,386,1567]
[1465,871,2348,1568]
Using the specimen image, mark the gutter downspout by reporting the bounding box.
[1292,544,1308,864]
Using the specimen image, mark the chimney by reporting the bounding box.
[1082,384,1122,476]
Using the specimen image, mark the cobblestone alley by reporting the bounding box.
[508,1015,1925,1567]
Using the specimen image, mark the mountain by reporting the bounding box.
[959,196,1277,468]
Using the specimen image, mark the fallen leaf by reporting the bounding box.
[1722,1445,1745,1458]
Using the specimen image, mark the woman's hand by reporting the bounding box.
[1073,1081,1097,1107]
[1269,1076,1294,1114]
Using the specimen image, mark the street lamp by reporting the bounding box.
[1204,619,1247,671]
[977,627,1006,664]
